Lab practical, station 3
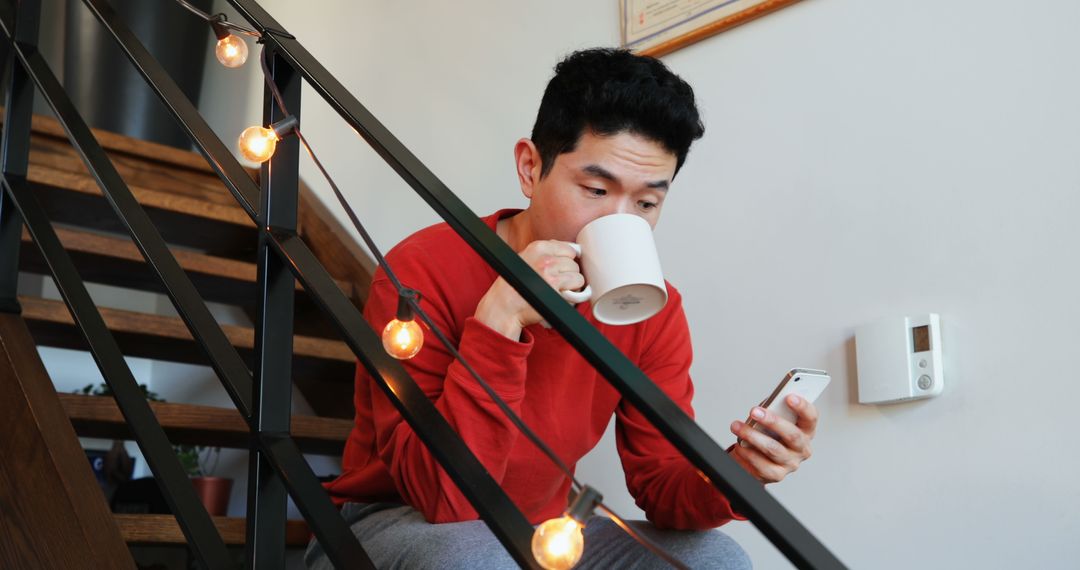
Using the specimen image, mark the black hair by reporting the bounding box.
[530,48,704,179]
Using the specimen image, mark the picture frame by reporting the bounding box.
[620,0,805,57]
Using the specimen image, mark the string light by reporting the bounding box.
[532,486,601,570]
[382,289,424,359]
[237,116,298,163]
[210,19,248,68]
[215,34,248,67]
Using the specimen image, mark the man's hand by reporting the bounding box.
[728,394,818,484]
[475,240,585,340]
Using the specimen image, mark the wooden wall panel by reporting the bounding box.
[0,314,133,569]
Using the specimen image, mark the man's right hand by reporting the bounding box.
[474,240,585,341]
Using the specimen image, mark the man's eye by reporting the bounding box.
[639,201,657,210]
[585,187,606,196]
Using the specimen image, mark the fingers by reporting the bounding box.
[728,437,788,484]
[523,239,579,260]
[746,406,811,457]
[732,419,799,465]
[523,240,585,293]
[730,416,810,484]
[787,394,819,436]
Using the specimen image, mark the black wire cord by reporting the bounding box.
[256,46,689,569]
[172,0,293,38]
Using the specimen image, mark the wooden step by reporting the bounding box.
[59,393,350,455]
[115,514,310,547]
[28,163,258,259]
[29,116,248,208]
[23,296,357,418]
[14,111,258,259]
[14,111,374,307]
[20,226,265,307]
[18,226,351,336]
[26,113,230,178]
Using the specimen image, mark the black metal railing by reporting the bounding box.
[0,0,845,568]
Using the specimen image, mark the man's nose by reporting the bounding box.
[607,199,635,215]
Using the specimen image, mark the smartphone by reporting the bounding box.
[744,368,830,440]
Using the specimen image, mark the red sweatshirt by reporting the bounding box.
[325,209,743,529]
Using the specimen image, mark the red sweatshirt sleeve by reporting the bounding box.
[363,245,533,523]
[614,288,747,529]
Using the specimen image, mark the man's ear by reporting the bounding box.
[514,138,542,199]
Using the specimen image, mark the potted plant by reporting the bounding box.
[76,383,232,516]
[175,443,232,517]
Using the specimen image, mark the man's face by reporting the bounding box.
[521,130,678,242]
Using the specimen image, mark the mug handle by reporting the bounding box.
[560,242,592,304]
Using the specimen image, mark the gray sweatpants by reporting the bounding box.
[305,503,752,569]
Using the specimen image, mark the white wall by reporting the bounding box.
[199,1,1080,568]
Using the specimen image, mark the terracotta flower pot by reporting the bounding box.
[190,476,233,516]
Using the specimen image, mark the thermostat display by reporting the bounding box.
[855,314,944,404]
[912,325,931,353]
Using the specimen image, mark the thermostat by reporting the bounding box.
[855,314,944,404]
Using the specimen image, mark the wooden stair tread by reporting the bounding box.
[13,112,375,305]
[27,165,258,258]
[114,514,310,547]
[24,111,228,177]
[18,226,355,306]
[12,112,370,417]
[19,296,353,363]
[22,295,358,418]
[22,225,260,284]
[30,127,241,208]
[59,393,350,455]
[28,164,253,227]
[0,110,260,257]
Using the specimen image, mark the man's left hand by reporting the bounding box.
[728,394,817,484]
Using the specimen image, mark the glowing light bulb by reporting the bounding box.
[238,126,278,163]
[532,516,585,570]
[382,318,423,359]
[532,485,601,570]
[382,289,424,359]
[237,117,298,163]
[215,34,248,68]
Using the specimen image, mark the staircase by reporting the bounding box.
[5,113,372,557]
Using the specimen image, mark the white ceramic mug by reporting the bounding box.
[560,213,668,325]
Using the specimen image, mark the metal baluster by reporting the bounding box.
[0,0,37,315]
[246,46,300,570]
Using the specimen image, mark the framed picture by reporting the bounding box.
[620,0,805,57]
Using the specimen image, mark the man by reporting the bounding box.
[308,48,817,569]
